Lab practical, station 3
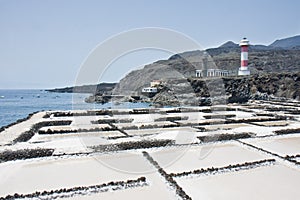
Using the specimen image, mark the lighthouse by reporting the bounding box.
[238,38,250,76]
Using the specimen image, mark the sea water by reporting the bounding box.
[0,90,150,128]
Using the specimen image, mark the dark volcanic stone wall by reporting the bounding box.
[189,72,300,101]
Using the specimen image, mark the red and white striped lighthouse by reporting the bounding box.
[238,38,250,76]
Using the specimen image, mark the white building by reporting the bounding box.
[142,87,158,93]
[195,70,204,77]
[150,80,161,87]
[196,69,229,78]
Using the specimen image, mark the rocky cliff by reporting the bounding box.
[191,72,300,103]
[148,72,300,106]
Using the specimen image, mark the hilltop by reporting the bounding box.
[270,35,300,49]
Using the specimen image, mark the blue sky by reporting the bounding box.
[0,0,299,89]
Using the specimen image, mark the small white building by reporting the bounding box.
[196,69,229,78]
[142,87,158,93]
[195,70,204,77]
[150,80,161,87]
